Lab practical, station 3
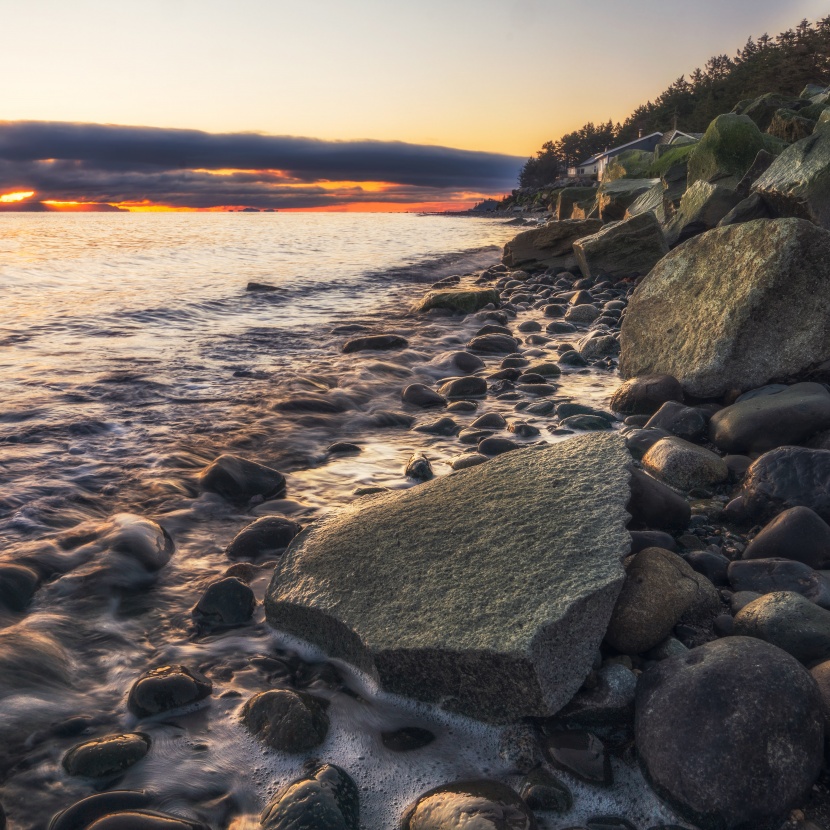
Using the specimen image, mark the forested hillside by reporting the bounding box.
[520,16,830,187]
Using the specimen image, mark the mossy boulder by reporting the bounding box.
[415,288,499,314]
[767,109,816,144]
[602,149,653,182]
[556,187,598,220]
[735,92,807,131]
[647,143,695,179]
[688,114,768,187]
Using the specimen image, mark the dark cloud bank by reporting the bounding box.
[0,121,524,209]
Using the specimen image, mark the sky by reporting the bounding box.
[0,0,828,211]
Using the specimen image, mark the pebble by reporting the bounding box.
[241,689,329,752]
[127,665,212,718]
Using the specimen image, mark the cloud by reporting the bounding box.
[0,121,523,209]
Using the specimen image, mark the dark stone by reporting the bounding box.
[402,781,535,830]
[380,726,435,752]
[709,383,830,454]
[685,551,730,586]
[611,375,684,416]
[0,564,39,612]
[810,660,830,730]
[450,351,485,373]
[718,192,774,227]
[200,454,286,503]
[62,734,150,778]
[364,411,415,429]
[414,417,460,436]
[467,334,519,354]
[328,442,361,455]
[226,517,301,560]
[743,506,830,569]
[518,320,542,332]
[558,351,588,368]
[470,413,507,430]
[510,421,541,438]
[447,400,477,413]
[401,384,446,409]
[545,321,577,334]
[519,768,573,813]
[741,446,830,524]
[438,377,487,400]
[127,665,212,717]
[451,453,488,471]
[261,763,359,830]
[48,792,153,830]
[635,637,824,830]
[342,334,408,353]
[477,437,519,456]
[79,812,207,830]
[645,402,707,442]
[543,730,611,785]
[624,427,670,460]
[247,281,279,291]
[630,531,677,553]
[276,396,350,414]
[728,558,830,607]
[627,470,691,533]
[405,454,433,481]
[560,415,612,431]
[476,324,512,336]
[193,577,256,627]
[241,689,329,753]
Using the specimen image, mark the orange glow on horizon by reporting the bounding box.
[0,190,35,203]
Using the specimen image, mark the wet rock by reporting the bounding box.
[518,320,541,332]
[63,733,150,778]
[363,410,415,429]
[497,723,543,774]
[414,417,460,436]
[709,383,830,454]
[520,768,573,813]
[416,288,500,314]
[627,469,691,533]
[610,375,684,416]
[447,400,477,413]
[743,506,830,568]
[635,636,824,830]
[450,351,485,373]
[620,219,830,399]
[261,763,359,830]
[451,453,488,471]
[328,442,361,455]
[471,413,506,430]
[642,437,728,491]
[276,396,350,414]
[573,212,668,280]
[438,377,487,400]
[0,564,39,612]
[558,662,637,726]
[560,414,612,431]
[401,384,446,409]
[623,427,670,460]
[127,666,212,717]
[405,454,433,481]
[565,304,601,325]
[546,320,577,335]
[266,434,632,722]
[49,792,154,830]
[458,427,493,445]
[741,446,830,524]
[226,516,301,560]
[728,559,830,608]
[543,730,611,785]
[84,813,208,830]
[241,689,329,753]
[402,781,535,830]
[467,334,519,354]
[0,626,72,692]
[605,548,719,654]
[644,402,707,442]
[477,436,518,456]
[193,577,256,627]
[502,218,603,269]
[509,421,540,438]
[200,455,286,503]
[733,591,830,663]
[342,334,408,353]
[380,726,435,752]
[96,513,174,575]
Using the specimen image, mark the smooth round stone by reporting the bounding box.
[467,334,519,354]
[199,454,286,503]
[500,356,529,369]
[261,764,359,830]
[610,374,684,416]
[517,372,545,385]
[476,324,512,336]
[526,400,556,416]
[546,321,577,334]
[477,437,519,456]
[743,506,830,569]
[438,376,487,399]
[414,417,460,436]
[405,454,433,481]
[341,334,408,353]
[447,400,477,413]
[402,781,534,830]
[0,564,39,612]
[627,469,691,533]
[543,730,611,785]
[63,733,150,778]
[193,577,256,627]
[451,453,488,471]
[527,361,561,377]
[450,351,485,373]
[560,414,612,431]
[520,768,573,812]
[525,334,552,345]
[645,401,708,442]
[470,413,506,430]
[48,792,154,830]
[509,421,540,438]
[401,383,446,409]
[127,666,212,717]
[380,726,435,752]
[226,516,301,560]
[565,304,601,324]
[241,689,329,753]
[458,427,493,445]
[543,304,566,318]
[328,442,361,455]
[517,320,541,332]
[558,350,588,368]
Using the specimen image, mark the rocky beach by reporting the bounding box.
[10,83,830,830]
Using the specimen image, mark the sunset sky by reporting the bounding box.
[1,0,828,211]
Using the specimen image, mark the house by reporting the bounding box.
[659,129,703,146]
[568,131,664,179]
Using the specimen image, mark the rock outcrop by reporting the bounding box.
[265,433,632,722]
[619,219,830,398]
[687,114,768,187]
[663,180,742,246]
[597,179,658,221]
[502,219,602,269]
[572,212,668,279]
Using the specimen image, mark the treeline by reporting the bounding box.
[520,16,830,188]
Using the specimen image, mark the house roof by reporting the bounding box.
[576,132,664,166]
[659,129,703,145]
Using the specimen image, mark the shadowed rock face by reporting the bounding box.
[265,433,632,723]
[619,219,830,399]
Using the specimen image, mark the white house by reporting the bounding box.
[568,132,664,179]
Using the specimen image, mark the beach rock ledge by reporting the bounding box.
[265,432,632,722]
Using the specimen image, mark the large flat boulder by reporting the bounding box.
[753,130,830,229]
[619,219,830,398]
[502,219,603,269]
[597,178,658,221]
[573,212,668,280]
[556,187,597,220]
[663,180,742,247]
[265,434,632,723]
